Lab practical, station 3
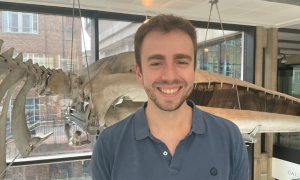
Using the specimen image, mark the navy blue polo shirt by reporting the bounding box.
[91,100,249,180]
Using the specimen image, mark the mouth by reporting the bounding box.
[157,87,182,94]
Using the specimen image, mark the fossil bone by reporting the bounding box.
[65,124,91,147]
[0,82,21,179]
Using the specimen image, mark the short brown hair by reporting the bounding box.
[134,14,197,73]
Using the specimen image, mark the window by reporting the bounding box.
[66,26,72,41]
[13,53,39,64]
[2,11,38,34]
[197,33,243,80]
[293,67,300,84]
[9,98,40,125]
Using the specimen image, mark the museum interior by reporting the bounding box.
[1,0,300,179]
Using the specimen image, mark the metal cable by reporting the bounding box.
[71,0,75,74]
[0,153,19,177]
[77,0,95,139]
[215,2,241,110]
[200,2,214,70]
[0,144,32,177]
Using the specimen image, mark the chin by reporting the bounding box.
[155,99,186,112]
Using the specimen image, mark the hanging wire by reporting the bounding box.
[0,144,32,177]
[204,0,241,110]
[77,0,95,112]
[200,2,214,70]
[215,2,241,110]
[68,0,95,140]
[0,153,19,177]
[78,0,96,139]
[71,0,75,74]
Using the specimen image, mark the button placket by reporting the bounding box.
[169,138,188,174]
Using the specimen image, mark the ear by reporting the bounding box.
[135,62,144,85]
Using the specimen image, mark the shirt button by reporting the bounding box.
[163,151,168,156]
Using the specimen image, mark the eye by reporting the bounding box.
[178,61,188,65]
[151,62,161,66]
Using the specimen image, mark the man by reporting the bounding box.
[91,14,249,180]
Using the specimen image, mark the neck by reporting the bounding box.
[145,99,193,132]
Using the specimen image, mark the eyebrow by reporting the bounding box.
[147,54,165,62]
[146,53,193,62]
[174,54,192,61]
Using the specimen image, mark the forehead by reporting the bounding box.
[141,30,194,56]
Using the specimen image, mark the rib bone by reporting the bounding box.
[11,72,36,158]
[0,82,22,179]
[0,68,27,104]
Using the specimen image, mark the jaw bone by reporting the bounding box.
[199,106,300,133]
[83,73,147,126]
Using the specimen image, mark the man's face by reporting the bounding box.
[135,30,195,111]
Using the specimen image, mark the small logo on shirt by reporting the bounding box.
[210,167,218,176]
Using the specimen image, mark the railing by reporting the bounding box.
[5,112,64,140]
[5,121,87,158]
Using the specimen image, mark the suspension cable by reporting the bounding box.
[205,0,241,110]
[200,2,214,70]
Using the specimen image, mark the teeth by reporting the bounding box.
[160,88,179,94]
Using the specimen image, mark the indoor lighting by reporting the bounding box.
[204,48,209,52]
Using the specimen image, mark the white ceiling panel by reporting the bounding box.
[258,4,293,12]
[2,0,300,27]
[240,11,270,18]
[106,0,136,4]
[235,1,270,10]
[220,8,248,16]
[163,1,197,10]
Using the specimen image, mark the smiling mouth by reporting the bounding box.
[157,87,182,94]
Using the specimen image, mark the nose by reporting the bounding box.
[161,62,178,81]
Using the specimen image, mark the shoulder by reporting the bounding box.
[195,107,242,141]
[98,113,135,144]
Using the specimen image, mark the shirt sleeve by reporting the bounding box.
[91,133,112,180]
[233,130,249,180]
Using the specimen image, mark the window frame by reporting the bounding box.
[2,11,38,34]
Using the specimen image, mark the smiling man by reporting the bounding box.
[91,14,249,180]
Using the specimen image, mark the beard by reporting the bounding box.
[144,79,193,111]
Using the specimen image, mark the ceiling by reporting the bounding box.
[2,0,300,28]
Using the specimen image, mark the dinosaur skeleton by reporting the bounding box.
[1,39,300,178]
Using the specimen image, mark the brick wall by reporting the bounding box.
[0,12,84,124]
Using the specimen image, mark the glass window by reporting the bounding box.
[2,11,38,34]
[220,35,242,79]
[98,20,142,59]
[197,30,243,80]
[66,26,73,41]
[9,12,18,32]
[203,43,219,73]
[1,11,93,163]
[276,65,300,150]
[9,98,39,125]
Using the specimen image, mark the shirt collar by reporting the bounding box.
[134,100,205,141]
